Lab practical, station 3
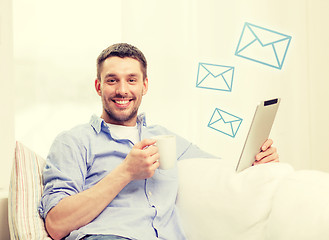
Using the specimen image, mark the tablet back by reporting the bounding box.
[236,98,280,172]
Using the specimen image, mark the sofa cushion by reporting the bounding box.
[8,141,51,239]
[176,158,294,240]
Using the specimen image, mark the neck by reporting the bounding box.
[101,113,137,127]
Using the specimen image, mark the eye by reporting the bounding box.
[128,78,137,83]
[105,79,116,84]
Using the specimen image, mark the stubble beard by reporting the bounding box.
[104,106,138,124]
[102,97,139,124]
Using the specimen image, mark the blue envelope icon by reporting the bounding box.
[208,108,243,138]
[235,22,292,70]
[196,62,234,92]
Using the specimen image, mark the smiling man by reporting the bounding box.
[96,55,148,126]
[39,43,279,240]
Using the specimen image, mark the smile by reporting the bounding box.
[113,99,132,108]
[116,100,130,105]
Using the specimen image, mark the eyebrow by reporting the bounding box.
[104,73,140,78]
[104,73,117,78]
[128,73,139,77]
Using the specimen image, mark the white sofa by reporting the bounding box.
[177,158,329,240]
[3,141,329,239]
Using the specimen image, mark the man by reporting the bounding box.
[39,43,279,240]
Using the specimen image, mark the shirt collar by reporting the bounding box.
[137,113,147,127]
[90,113,147,134]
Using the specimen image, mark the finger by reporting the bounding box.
[261,138,273,151]
[255,147,276,161]
[257,156,279,164]
[150,156,160,170]
[256,152,279,164]
[134,138,157,150]
[144,145,158,156]
[147,152,160,164]
[255,147,277,161]
[141,153,160,174]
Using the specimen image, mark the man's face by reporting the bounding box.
[95,56,148,126]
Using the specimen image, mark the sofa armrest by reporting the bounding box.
[0,190,10,240]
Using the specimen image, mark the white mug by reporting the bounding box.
[152,135,176,170]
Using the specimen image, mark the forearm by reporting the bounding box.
[45,164,132,240]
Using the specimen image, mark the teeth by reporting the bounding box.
[116,100,129,105]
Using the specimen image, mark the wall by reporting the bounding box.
[0,0,15,189]
[308,0,329,171]
[13,0,122,158]
[121,0,312,170]
[11,0,329,174]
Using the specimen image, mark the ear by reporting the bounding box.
[95,79,102,96]
[142,78,149,96]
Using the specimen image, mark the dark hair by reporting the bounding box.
[96,43,147,80]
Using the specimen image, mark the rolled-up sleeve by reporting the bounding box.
[38,132,87,219]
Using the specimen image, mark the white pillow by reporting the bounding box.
[176,158,294,240]
[8,141,51,239]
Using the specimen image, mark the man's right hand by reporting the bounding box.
[123,138,160,180]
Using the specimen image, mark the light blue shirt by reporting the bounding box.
[39,114,215,240]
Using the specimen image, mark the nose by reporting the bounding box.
[116,80,128,96]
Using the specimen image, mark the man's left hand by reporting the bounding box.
[253,139,279,165]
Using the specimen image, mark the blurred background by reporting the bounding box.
[1,0,329,189]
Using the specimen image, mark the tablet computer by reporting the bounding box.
[236,98,281,172]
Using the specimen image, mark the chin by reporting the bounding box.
[104,108,138,124]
